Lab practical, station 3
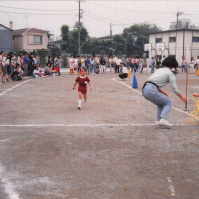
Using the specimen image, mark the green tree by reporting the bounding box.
[113,34,126,55]
[122,22,161,56]
[61,25,69,51]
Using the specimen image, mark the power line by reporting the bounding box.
[0,5,76,12]
[0,10,77,16]
[84,10,129,26]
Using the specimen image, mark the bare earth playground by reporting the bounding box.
[0,69,199,199]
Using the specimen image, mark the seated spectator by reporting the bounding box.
[44,63,52,76]
[73,68,77,75]
[119,62,128,80]
[11,66,23,81]
[16,63,24,76]
[33,65,42,77]
[54,64,61,76]
[96,63,100,74]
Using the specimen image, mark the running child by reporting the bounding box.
[73,67,92,109]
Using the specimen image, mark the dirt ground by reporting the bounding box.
[0,69,199,199]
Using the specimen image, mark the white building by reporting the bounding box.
[148,28,199,64]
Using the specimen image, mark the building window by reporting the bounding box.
[156,38,162,43]
[34,35,42,44]
[169,37,176,42]
[193,37,199,42]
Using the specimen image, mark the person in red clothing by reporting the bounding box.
[54,64,61,76]
[73,67,92,109]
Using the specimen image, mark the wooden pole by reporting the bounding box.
[185,62,188,110]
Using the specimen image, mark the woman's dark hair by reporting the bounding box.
[162,56,178,68]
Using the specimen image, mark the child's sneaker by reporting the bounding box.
[77,107,81,110]
[84,99,86,102]
[159,118,173,128]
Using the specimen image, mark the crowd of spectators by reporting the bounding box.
[0,51,62,84]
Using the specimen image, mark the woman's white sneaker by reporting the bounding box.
[159,118,173,128]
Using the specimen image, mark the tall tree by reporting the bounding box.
[122,22,161,56]
[113,34,126,55]
[60,25,69,51]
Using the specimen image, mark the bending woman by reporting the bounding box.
[142,56,187,128]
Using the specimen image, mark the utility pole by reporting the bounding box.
[78,0,81,55]
[110,23,112,37]
[176,8,183,29]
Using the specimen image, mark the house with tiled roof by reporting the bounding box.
[13,27,52,52]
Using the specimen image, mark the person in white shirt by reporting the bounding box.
[189,57,195,73]
[146,57,150,73]
[113,55,118,73]
[119,63,128,80]
[142,56,187,128]
[116,56,122,73]
[74,56,78,70]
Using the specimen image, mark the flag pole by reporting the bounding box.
[185,62,188,110]
[184,44,190,111]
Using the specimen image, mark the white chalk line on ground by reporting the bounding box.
[112,78,190,116]
[0,80,31,97]
[167,177,176,197]
[0,164,20,199]
[0,123,187,127]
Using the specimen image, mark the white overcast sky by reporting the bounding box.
[1,0,199,39]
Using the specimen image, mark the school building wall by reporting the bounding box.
[149,29,199,64]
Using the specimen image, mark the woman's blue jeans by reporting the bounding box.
[143,83,172,121]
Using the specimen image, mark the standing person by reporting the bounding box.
[95,55,100,66]
[54,55,58,68]
[10,53,17,76]
[131,57,136,73]
[48,56,53,65]
[161,55,166,68]
[77,55,82,74]
[23,52,30,76]
[109,56,114,73]
[69,55,75,75]
[151,57,156,73]
[119,62,128,80]
[85,57,91,75]
[113,55,118,74]
[74,56,78,71]
[19,55,24,71]
[2,54,8,82]
[142,56,187,128]
[0,60,3,84]
[56,55,62,69]
[28,54,34,78]
[32,54,37,70]
[139,57,144,73]
[146,57,150,73]
[6,55,11,82]
[89,55,94,74]
[73,67,92,109]
[100,56,106,73]
[81,55,85,68]
[116,56,122,73]
[135,56,139,72]
[181,56,186,73]
[190,57,195,73]
[156,57,161,69]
